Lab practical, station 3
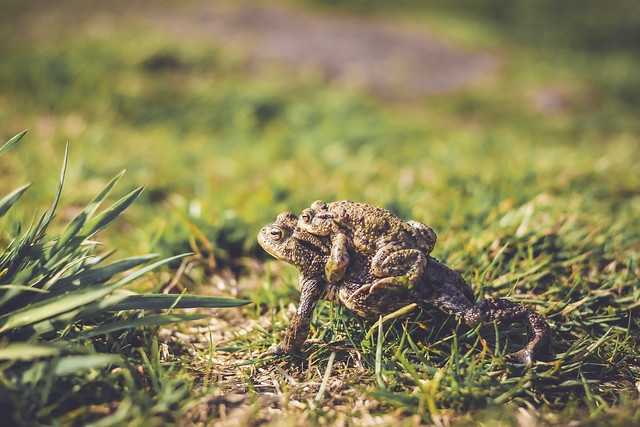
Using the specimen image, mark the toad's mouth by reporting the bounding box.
[296,236,330,255]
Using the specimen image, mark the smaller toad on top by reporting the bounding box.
[298,200,437,296]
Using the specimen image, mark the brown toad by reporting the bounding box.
[298,200,437,296]
[258,212,551,363]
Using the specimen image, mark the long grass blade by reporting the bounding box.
[70,313,208,341]
[108,294,250,310]
[80,186,145,237]
[32,294,130,337]
[0,343,61,360]
[0,129,28,156]
[52,211,86,252]
[0,254,189,333]
[0,285,124,333]
[108,253,189,289]
[82,170,126,218]
[375,315,385,389]
[42,142,68,228]
[0,184,31,219]
[54,354,121,376]
[0,284,49,293]
[43,254,158,298]
[365,303,417,340]
[315,351,336,400]
[45,171,126,254]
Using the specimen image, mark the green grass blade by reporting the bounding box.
[80,186,145,238]
[108,253,189,289]
[375,315,385,389]
[42,142,68,228]
[315,351,336,400]
[0,254,189,333]
[47,172,130,253]
[365,303,417,340]
[0,184,31,219]
[54,354,121,376]
[43,254,158,297]
[108,294,251,310]
[0,343,61,360]
[70,313,208,341]
[60,170,125,235]
[0,284,125,333]
[32,294,130,337]
[52,211,86,253]
[0,284,49,293]
[87,170,126,214]
[0,129,28,156]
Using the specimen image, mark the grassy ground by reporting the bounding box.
[1,0,639,425]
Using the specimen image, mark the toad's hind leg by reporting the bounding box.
[369,247,426,293]
[426,282,550,363]
[462,298,551,364]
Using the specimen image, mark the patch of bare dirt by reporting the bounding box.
[142,2,498,99]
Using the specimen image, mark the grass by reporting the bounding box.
[0,131,249,425]
[0,0,639,424]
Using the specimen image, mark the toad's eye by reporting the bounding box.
[270,227,283,242]
[301,211,312,223]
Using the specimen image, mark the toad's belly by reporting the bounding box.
[322,283,419,319]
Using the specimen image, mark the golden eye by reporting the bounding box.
[270,227,283,241]
[301,211,312,223]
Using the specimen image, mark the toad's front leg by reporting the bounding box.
[325,232,351,283]
[260,279,323,357]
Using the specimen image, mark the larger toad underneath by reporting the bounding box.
[258,210,551,363]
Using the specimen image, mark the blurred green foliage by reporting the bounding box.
[0,2,636,271]
[1,12,638,262]
[303,0,640,122]
[434,0,640,54]
[305,0,640,53]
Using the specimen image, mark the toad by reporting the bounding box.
[298,200,437,296]
[258,211,551,363]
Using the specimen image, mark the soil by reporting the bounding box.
[141,2,499,99]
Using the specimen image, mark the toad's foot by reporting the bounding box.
[259,344,287,358]
[346,276,411,303]
[346,283,373,302]
[258,338,323,358]
[502,348,535,364]
[259,312,314,357]
[370,275,413,293]
[462,297,551,364]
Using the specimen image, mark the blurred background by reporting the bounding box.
[1,0,638,267]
